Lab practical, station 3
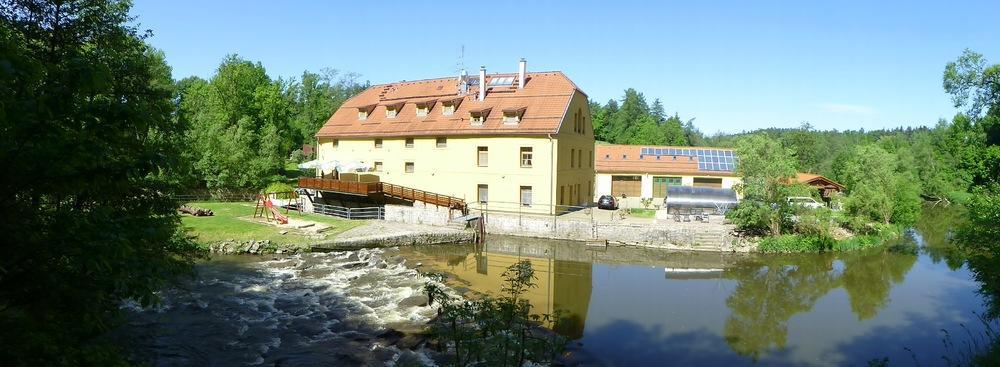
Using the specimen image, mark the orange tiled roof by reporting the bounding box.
[595,145,737,176]
[316,71,584,138]
[796,173,846,190]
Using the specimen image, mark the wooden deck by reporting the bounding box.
[298,177,467,212]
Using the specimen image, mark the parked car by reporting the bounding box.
[787,196,824,209]
[597,195,619,210]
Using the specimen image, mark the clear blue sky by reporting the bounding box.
[131,0,1000,134]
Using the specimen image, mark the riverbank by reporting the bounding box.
[181,202,473,254]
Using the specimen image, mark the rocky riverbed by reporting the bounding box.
[114,249,448,366]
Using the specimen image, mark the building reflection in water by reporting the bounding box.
[401,237,594,339]
[396,234,922,363]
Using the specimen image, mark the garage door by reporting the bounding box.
[693,177,723,188]
[611,175,642,197]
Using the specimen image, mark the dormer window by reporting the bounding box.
[357,104,376,121]
[384,102,403,119]
[415,100,435,117]
[439,97,462,116]
[502,107,526,125]
[469,107,491,126]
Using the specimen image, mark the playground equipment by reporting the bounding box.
[253,193,301,225]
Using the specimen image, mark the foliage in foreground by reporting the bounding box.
[424,260,568,366]
[0,1,201,365]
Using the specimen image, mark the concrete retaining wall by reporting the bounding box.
[383,202,456,226]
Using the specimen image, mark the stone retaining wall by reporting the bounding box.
[383,202,456,226]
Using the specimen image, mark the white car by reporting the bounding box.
[787,196,823,209]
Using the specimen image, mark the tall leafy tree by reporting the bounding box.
[729,135,799,236]
[182,55,291,189]
[288,68,366,148]
[837,144,921,225]
[0,0,199,364]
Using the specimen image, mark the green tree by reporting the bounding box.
[288,68,366,147]
[729,135,798,236]
[838,144,921,225]
[943,49,1000,119]
[661,113,688,145]
[181,55,292,189]
[0,1,200,364]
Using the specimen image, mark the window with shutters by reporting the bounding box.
[478,184,488,204]
[520,186,532,207]
[477,146,488,167]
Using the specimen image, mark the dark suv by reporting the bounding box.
[597,195,619,210]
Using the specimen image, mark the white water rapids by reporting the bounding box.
[116,249,444,366]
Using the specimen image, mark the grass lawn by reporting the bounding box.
[628,208,657,218]
[180,202,364,247]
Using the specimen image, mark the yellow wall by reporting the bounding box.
[315,91,596,215]
[317,135,558,214]
[553,91,597,212]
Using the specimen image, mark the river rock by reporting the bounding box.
[398,294,429,308]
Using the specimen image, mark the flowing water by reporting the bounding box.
[116,249,441,366]
[119,207,991,366]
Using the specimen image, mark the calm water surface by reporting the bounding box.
[392,207,987,366]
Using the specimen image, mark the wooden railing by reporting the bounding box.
[298,177,467,212]
[298,177,380,195]
[377,182,466,211]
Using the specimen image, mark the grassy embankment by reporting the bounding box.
[755,234,887,253]
[180,202,363,248]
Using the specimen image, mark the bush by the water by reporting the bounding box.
[758,234,883,253]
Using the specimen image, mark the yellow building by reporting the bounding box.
[594,145,741,208]
[314,60,594,214]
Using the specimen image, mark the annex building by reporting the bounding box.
[594,144,741,208]
[312,60,595,214]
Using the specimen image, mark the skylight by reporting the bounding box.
[488,76,515,86]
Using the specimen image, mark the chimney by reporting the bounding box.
[518,58,526,89]
[478,66,486,101]
[458,69,468,95]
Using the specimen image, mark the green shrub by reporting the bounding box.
[757,234,881,253]
[289,149,305,163]
[261,182,296,199]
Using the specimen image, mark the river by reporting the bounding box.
[118,207,992,366]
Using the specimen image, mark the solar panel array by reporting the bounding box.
[639,147,736,172]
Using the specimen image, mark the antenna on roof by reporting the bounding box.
[454,45,465,75]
